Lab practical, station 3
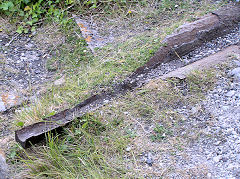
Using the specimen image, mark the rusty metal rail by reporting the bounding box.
[15,5,240,148]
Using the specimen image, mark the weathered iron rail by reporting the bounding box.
[15,5,240,148]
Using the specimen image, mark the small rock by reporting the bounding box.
[222,106,229,111]
[54,76,65,86]
[213,155,222,163]
[226,90,235,97]
[32,31,37,36]
[20,56,27,61]
[190,106,198,114]
[0,150,8,179]
[125,146,131,152]
[222,157,228,162]
[0,101,6,112]
[227,163,236,170]
[0,92,23,112]
[214,141,221,146]
[146,158,153,166]
[232,130,237,135]
[235,140,240,144]
[104,99,109,103]
[236,154,240,161]
[231,67,240,76]
[25,43,34,49]
[234,60,240,67]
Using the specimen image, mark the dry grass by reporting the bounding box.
[14,0,225,127]
[7,1,230,178]
[92,67,218,177]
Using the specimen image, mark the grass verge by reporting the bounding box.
[14,0,227,126]
[10,66,219,178]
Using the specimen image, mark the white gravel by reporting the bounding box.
[170,57,240,178]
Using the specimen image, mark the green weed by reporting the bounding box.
[150,125,171,142]
[14,114,128,178]
[0,0,73,33]
[186,69,216,93]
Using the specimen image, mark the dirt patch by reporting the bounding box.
[0,17,16,36]
[32,24,66,53]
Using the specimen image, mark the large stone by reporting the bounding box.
[0,92,23,112]
[74,16,114,53]
[0,150,8,179]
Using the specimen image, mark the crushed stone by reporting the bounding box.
[174,59,240,178]
[0,34,54,93]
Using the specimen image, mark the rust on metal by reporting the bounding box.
[133,4,240,77]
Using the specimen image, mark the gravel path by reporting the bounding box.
[0,34,53,92]
[182,59,240,178]
[0,33,56,179]
[123,23,240,178]
[128,46,240,179]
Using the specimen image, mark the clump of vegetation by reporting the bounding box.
[0,0,148,33]
[150,124,172,142]
[13,113,129,178]
[0,0,222,33]
[0,0,74,33]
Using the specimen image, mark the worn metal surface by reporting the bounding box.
[15,94,112,148]
[15,4,240,148]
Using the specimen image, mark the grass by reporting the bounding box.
[92,68,218,177]
[7,0,230,178]
[15,0,226,126]
[13,114,131,178]
[150,124,172,142]
[11,67,219,178]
